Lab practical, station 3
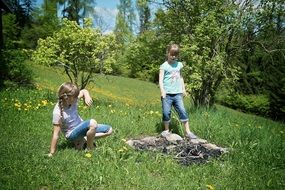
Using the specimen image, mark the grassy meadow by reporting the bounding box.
[0,65,284,189]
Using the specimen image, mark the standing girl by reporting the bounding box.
[49,82,112,156]
[159,43,199,140]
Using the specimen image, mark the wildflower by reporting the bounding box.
[150,111,154,114]
[206,184,215,190]
[14,103,21,108]
[42,100,48,106]
[108,105,112,108]
[121,138,127,142]
[85,153,92,158]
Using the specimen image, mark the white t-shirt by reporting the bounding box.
[52,100,82,138]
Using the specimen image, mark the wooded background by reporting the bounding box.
[1,0,284,120]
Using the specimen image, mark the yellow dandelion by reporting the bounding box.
[206,184,215,190]
[150,111,154,114]
[41,100,48,106]
[85,153,92,158]
[14,103,21,108]
[121,138,127,142]
[108,105,112,108]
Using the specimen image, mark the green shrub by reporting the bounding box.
[218,93,270,116]
[1,49,33,87]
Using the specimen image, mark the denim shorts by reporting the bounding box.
[67,120,111,141]
[161,93,189,122]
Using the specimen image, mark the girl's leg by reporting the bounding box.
[86,119,97,150]
[172,94,193,136]
[68,120,95,150]
[95,124,113,138]
[161,95,172,132]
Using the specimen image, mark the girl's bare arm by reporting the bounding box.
[159,69,166,98]
[49,124,61,156]
[78,89,93,106]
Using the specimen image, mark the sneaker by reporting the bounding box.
[186,132,198,139]
[161,130,171,137]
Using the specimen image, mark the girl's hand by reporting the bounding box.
[79,89,93,106]
[84,95,93,106]
[161,91,166,99]
[45,153,53,157]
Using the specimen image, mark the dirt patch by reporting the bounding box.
[126,135,228,166]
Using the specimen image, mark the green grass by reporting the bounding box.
[0,65,284,189]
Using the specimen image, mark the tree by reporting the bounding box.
[32,18,117,89]
[136,0,151,34]
[114,0,136,45]
[58,0,96,25]
[156,0,242,107]
[20,0,60,49]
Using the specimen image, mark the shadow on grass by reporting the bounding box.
[57,139,74,150]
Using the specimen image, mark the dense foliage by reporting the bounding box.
[32,19,118,89]
[1,0,284,120]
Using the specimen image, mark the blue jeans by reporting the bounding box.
[67,120,111,141]
[161,94,189,123]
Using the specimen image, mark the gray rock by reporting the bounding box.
[165,133,183,143]
[141,136,158,145]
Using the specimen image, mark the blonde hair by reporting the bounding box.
[57,82,80,122]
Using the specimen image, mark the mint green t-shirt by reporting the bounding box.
[160,61,183,94]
